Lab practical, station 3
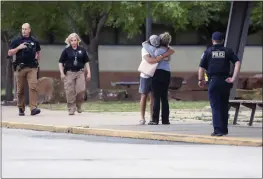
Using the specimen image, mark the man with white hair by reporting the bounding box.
[8,23,41,116]
[139,35,174,125]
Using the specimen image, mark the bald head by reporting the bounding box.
[21,23,31,37]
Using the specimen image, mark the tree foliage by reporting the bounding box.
[151,1,229,30]
[250,2,263,30]
[1,1,262,90]
[1,1,68,42]
[2,1,262,44]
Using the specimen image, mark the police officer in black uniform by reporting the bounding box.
[198,32,241,136]
[58,33,91,115]
[8,23,41,116]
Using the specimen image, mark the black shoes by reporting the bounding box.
[148,121,170,125]
[162,121,170,125]
[211,132,228,137]
[19,108,25,116]
[211,132,223,136]
[148,121,158,125]
[31,108,41,115]
[19,108,41,116]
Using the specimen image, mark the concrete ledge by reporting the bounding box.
[2,121,262,147]
[1,121,73,133]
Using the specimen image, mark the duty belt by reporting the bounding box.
[68,69,84,72]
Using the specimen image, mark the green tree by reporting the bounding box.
[1,1,146,92]
[1,1,68,43]
[250,1,263,33]
[57,1,237,91]
[1,1,262,93]
[148,1,230,46]
[55,1,146,92]
[1,1,68,99]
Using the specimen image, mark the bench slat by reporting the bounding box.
[111,82,139,87]
[229,100,263,104]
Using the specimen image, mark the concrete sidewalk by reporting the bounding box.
[1,106,262,146]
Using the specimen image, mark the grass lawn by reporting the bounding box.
[1,89,6,95]
[1,89,15,96]
[40,101,209,112]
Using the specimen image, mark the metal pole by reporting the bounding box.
[145,2,152,40]
[224,1,252,99]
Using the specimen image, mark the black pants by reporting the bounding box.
[208,76,231,134]
[152,69,171,123]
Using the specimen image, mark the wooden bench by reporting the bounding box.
[111,81,140,99]
[111,81,140,88]
[228,100,263,126]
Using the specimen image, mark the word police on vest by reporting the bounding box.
[212,51,225,58]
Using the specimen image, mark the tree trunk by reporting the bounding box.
[85,13,108,93]
[1,32,13,100]
[64,12,108,94]
[1,39,9,89]
[87,38,100,93]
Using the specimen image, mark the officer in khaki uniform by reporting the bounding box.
[8,23,41,116]
[58,33,91,115]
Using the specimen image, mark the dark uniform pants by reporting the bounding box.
[15,67,38,111]
[152,69,171,123]
[208,76,231,134]
[64,71,86,112]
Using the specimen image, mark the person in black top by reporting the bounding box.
[8,23,41,116]
[58,33,91,115]
[198,32,241,136]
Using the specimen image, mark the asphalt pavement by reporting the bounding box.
[2,128,262,178]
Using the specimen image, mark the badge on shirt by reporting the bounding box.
[78,50,82,54]
[31,42,34,46]
[73,57,78,66]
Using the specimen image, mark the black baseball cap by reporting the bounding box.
[212,32,224,41]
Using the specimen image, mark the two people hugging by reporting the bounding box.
[139,32,174,125]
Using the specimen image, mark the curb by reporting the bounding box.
[1,121,73,133]
[2,121,262,147]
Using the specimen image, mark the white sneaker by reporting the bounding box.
[139,120,146,125]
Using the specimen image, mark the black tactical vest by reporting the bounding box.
[207,45,231,77]
[16,36,37,65]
